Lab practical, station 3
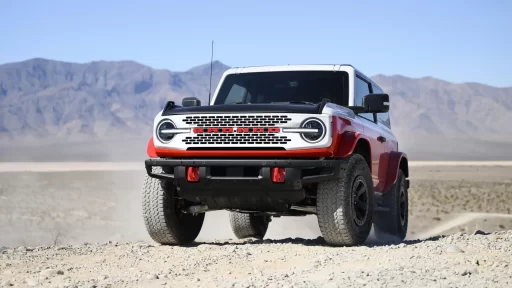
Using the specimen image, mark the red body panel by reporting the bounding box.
[360,117,403,193]
[380,151,408,193]
[360,118,388,190]
[147,137,157,158]
[332,115,405,193]
[334,131,367,158]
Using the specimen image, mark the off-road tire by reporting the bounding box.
[373,169,408,243]
[316,153,374,246]
[142,168,204,245]
[229,212,271,239]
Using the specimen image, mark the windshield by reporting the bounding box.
[213,71,349,106]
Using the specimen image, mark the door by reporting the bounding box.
[354,76,388,192]
[372,84,397,154]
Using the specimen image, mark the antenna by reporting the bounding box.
[207,40,214,106]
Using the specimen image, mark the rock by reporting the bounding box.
[16,246,27,252]
[446,245,464,253]
[146,274,159,280]
[98,275,108,280]
[1,280,12,287]
[40,269,65,277]
[467,267,479,275]
[456,266,479,276]
[136,243,154,249]
[473,230,489,235]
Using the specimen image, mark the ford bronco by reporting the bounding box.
[142,64,409,247]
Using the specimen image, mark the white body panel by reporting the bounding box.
[153,113,333,150]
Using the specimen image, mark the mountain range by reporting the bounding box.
[1,58,511,161]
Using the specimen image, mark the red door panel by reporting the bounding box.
[358,116,383,188]
[358,115,396,193]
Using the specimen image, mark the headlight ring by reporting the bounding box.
[300,118,326,143]
[156,119,177,143]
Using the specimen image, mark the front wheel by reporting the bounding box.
[142,169,204,245]
[316,154,374,246]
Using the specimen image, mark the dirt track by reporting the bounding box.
[1,163,512,287]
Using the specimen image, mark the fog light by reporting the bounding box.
[187,167,200,182]
[272,168,286,183]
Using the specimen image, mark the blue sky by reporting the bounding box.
[1,0,510,87]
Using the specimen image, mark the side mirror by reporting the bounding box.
[182,97,201,107]
[362,93,389,113]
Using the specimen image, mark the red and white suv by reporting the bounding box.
[143,64,410,247]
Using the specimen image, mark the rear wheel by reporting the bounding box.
[373,169,408,243]
[229,212,271,239]
[316,154,374,246]
[142,168,204,245]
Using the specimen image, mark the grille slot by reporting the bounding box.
[183,134,292,145]
[183,115,292,127]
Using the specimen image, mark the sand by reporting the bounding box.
[1,162,512,287]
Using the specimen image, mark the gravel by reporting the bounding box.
[1,231,511,288]
[1,166,512,287]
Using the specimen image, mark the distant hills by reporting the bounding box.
[1,58,511,161]
[0,58,228,143]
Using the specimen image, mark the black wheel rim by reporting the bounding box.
[399,182,406,226]
[352,176,369,226]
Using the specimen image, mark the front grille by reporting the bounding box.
[183,134,292,145]
[182,115,292,127]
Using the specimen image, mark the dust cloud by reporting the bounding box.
[197,212,321,242]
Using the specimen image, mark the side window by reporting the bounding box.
[371,84,391,128]
[224,84,249,104]
[355,76,374,121]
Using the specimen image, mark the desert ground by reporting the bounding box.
[1,162,512,287]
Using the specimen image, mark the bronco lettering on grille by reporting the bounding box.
[192,127,281,134]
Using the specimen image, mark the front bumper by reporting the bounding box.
[145,158,346,212]
[145,158,346,187]
[145,158,346,211]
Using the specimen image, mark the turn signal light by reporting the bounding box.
[271,167,286,183]
[187,167,200,182]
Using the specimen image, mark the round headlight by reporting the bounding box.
[156,119,177,143]
[300,118,326,143]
